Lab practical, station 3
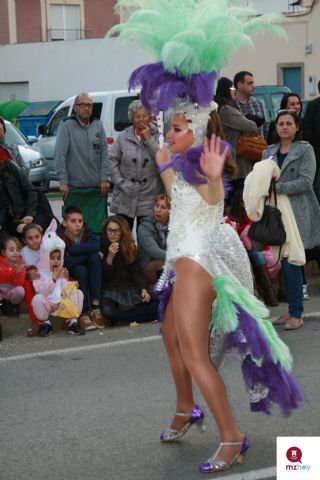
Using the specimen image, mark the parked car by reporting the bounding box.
[254,85,291,127]
[33,90,139,183]
[4,120,50,191]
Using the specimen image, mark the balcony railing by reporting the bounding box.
[46,28,90,41]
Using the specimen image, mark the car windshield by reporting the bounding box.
[4,122,28,146]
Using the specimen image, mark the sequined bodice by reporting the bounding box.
[166,173,253,292]
[167,173,224,261]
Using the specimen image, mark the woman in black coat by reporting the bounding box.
[100,215,158,325]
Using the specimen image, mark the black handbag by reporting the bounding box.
[248,179,286,246]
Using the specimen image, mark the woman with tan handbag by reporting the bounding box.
[215,77,259,192]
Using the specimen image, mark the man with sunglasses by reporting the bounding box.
[54,92,110,232]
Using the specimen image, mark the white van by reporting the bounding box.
[33,90,139,181]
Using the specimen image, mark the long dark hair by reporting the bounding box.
[207,111,237,178]
[215,77,238,111]
[272,110,302,143]
[101,215,137,264]
[228,189,246,225]
[280,93,302,117]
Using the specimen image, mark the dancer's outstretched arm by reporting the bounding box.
[196,135,227,205]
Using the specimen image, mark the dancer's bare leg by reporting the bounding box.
[174,258,243,462]
[162,292,196,430]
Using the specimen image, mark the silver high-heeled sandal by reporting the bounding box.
[199,435,249,473]
[160,405,206,442]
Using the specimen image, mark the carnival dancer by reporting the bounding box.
[108,0,302,474]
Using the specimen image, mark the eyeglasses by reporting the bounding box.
[76,103,93,109]
[106,228,121,235]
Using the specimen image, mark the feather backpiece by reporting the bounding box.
[107,0,288,77]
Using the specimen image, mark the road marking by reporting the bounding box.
[0,335,161,363]
[1,310,319,363]
[270,311,320,322]
[296,311,320,318]
[209,466,276,480]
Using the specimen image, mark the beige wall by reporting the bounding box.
[223,2,320,99]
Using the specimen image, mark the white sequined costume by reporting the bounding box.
[155,171,303,415]
[166,173,253,292]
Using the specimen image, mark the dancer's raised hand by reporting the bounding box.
[156,144,171,167]
[199,135,229,182]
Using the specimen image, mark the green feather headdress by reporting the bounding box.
[108,0,287,77]
[107,0,288,113]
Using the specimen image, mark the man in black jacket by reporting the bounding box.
[304,81,320,203]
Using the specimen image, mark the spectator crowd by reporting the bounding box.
[1,72,320,338]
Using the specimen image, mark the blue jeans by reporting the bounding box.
[69,253,102,311]
[281,258,303,318]
[101,295,158,324]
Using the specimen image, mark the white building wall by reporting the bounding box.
[222,4,320,98]
[0,82,29,102]
[0,2,319,102]
[0,39,151,102]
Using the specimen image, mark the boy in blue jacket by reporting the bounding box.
[58,206,104,330]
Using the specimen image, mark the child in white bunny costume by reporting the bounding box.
[31,219,85,337]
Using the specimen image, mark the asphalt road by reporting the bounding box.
[1,309,319,480]
[1,189,319,480]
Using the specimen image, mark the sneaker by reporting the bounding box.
[27,324,41,337]
[303,284,310,300]
[90,307,105,329]
[67,321,85,335]
[39,323,53,337]
[79,313,96,331]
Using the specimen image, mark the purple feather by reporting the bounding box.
[153,268,175,324]
[159,145,232,197]
[128,62,217,114]
[157,283,173,324]
[227,305,303,416]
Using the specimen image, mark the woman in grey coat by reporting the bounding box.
[108,100,163,230]
[262,110,320,330]
[215,77,257,189]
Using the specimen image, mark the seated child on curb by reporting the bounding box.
[0,236,26,314]
[21,223,44,336]
[31,219,84,337]
[58,206,104,331]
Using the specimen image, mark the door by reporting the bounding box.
[283,67,302,96]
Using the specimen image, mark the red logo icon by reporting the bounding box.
[286,447,302,463]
